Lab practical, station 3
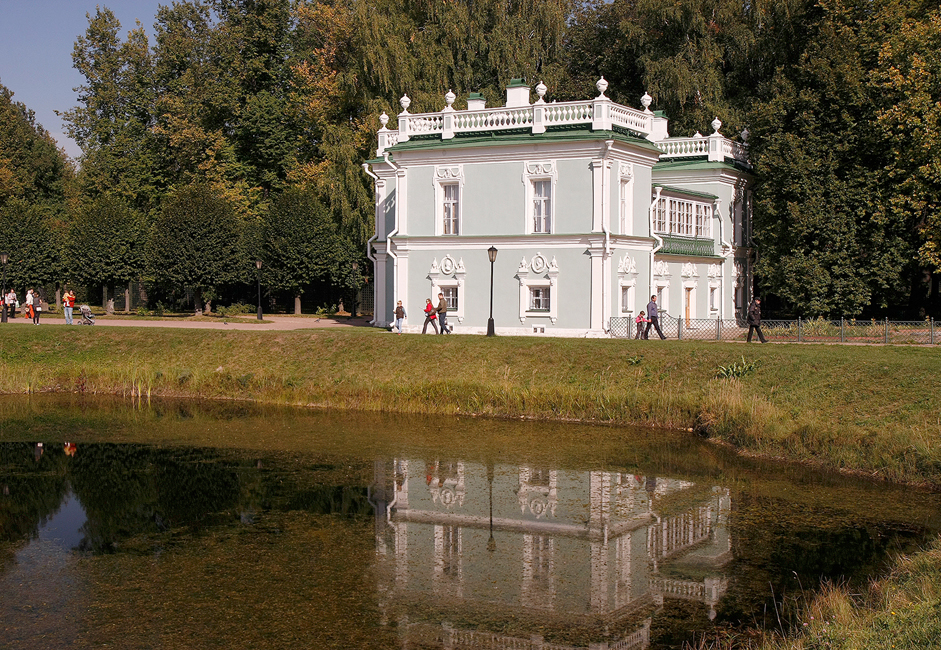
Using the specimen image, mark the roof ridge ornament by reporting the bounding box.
[399,94,411,114]
[596,77,609,99]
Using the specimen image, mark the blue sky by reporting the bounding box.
[0,0,164,159]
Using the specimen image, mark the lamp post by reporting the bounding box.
[350,261,359,319]
[487,246,497,336]
[1,252,8,323]
[255,260,263,321]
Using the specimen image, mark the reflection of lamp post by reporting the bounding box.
[255,260,263,321]
[0,252,8,323]
[486,246,497,336]
[487,462,496,552]
[351,261,359,319]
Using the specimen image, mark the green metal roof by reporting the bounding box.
[653,184,719,200]
[385,126,661,154]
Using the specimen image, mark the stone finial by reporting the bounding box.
[741,128,749,143]
[596,76,609,98]
[444,89,456,112]
[399,94,411,113]
[535,81,547,104]
[641,92,652,112]
[379,112,389,129]
[711,117,722,134]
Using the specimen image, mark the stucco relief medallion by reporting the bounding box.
[530,253,548,274]
[654,260,670,277]
[440,255,456,276]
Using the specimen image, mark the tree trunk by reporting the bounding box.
[54,285,61,313]
[102,284,108,311]
[194,288,203,316]
[125,282,131,314]
[294,294,302,315]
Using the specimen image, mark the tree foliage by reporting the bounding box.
[68,194,147,291]
[147,183,244,312]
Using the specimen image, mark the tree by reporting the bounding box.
[873,8,941,312]
[147,183,243,313]
[69,194,147,312]
[59,8,159,213]
[262,188,350,314]
[0,81,72,211]
[0,199,60,297]
[749,0,934,316]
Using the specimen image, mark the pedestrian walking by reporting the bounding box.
[394,300,406,335]
[421,298,439,334]
[746,297,768,343]
[4,289,15,320]
[436,292,451,334]
[25,289,40,324]
[644,295,666,340]
[634,311,649,339]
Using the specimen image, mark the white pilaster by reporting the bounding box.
[589,249,605,331]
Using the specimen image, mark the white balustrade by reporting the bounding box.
[543,101,593,125]
[453,106,534,132]
[610,103,653,133]
[657,137,710,158]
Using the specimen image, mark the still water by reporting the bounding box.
[1,396,939,649]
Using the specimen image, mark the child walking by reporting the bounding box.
[394,300,406,334]
[635,311,649,339]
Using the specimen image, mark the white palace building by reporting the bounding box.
[365,78,753,337]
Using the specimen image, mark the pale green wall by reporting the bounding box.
[406,165,435,236]
[463,162,525,235]
[555,158,593,233]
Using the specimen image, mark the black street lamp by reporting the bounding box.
[1,252,8,323]
[487,246,497,336]
[350,261,359,319]
[255,260,263,321]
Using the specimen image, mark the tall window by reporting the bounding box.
[619,180,630,234]
[695,204,711,238]
[442,183,459,235]
[533,180,552,233]
[443,287,458,310]
[530,287,550,311]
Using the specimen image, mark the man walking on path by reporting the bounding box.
[436,292,451,334]
[644,295,666,340]
[746,297,768,343]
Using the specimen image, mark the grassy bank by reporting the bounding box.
[1,324,939,486]
[701,537,941,650]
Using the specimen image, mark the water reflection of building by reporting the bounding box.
[369,459,731,649]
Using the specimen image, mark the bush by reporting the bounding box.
[217,303,254,317]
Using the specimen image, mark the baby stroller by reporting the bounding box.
[78,304,95,325]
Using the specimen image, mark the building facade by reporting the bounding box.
[366,79,753,337]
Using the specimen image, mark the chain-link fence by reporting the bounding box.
[610,316,939,344]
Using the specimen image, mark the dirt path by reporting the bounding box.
[2,314,375,331]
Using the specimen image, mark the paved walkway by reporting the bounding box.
[2,314,374,331]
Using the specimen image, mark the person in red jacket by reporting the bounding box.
[63,289,76,325]
[422,298,439,334]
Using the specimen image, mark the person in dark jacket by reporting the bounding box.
[644,295,666,340]
[435,292,451,334]
[746,297,768,343]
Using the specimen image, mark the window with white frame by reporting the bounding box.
[443,287,458,311]
[435,165,463,236]
[709,286,718,312]
[529,286,550,311]
[442,183,459,235]
[655,196,713,237]
[532,180,552,233]
[619,179,630,234]
[621,286,632,313]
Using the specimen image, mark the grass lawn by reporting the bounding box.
[0,324,939,486]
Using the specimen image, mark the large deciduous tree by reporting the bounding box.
[69,194,147,312]
[0,199,60,297]
[147,183,243,314]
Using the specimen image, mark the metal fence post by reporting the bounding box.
[884,317,889,344]
[677,316,682,340]
[840,317,845,343]
[797,317,802,343]
[932,317,935,345]
[716,316,720,341]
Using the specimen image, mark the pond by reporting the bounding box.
[1,396,939,650]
